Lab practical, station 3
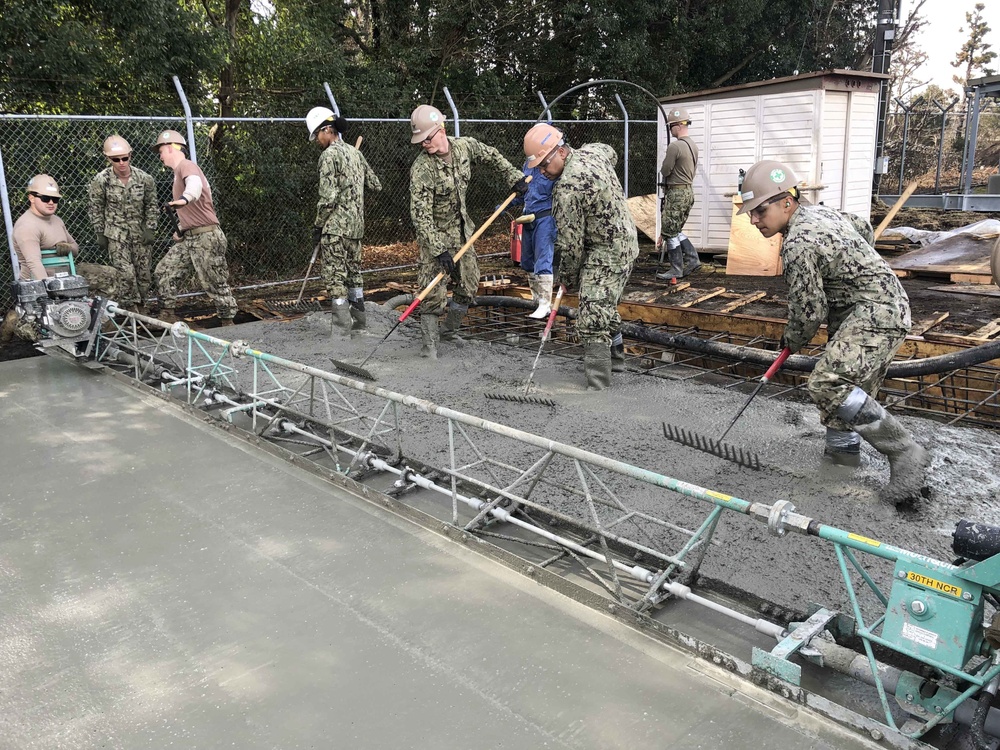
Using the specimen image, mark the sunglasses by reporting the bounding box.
[420,132,436,145]
[30,192,60,204]
[539,146,561,170]
[748,195,786,220]
[109,155,130,163]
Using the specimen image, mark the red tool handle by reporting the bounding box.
[540,285,565,342]
[761,347,791,383]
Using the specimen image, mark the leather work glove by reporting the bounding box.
[511,176,530,197]
[97,234,109,251]
[142,227,156,244]
[435,251,456,275]
[53,242,76,257]
[312,226,322,246]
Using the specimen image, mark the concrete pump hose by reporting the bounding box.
[472,296,1000,379]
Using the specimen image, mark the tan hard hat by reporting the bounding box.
[736,160,801,215]
[666,106,690,126]
[103,135,132,157]
[27,174,61,198]
[410,105,445,144]
[523,123,564,167]
[151,129,188,151]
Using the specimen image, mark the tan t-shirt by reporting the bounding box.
[12,210,78,280]
[172,159,219,231]
[660,136,699,187]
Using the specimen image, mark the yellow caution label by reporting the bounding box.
[848,533,881,547]
[906,571,963,598]
[705,490,732,502]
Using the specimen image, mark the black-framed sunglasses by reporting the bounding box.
[748,194,787,220]
[30,192,60,204]
[420,132,436,145]
[109,155,130,163]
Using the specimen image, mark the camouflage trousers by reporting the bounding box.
[660,185,694,238]
[808,324,907,430]
[155,227,238,319]
[320,235,363,300]
[0,309,38,344]
[77,262,122,302]
[418,247,480,316]
[108,237,152,306]
[576,261,634,346]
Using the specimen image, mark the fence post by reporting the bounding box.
[172,76,198,163]
[323,83,340,117]
[614,94,630,197]
[933,97,959,193]
[961,87,984,196]
[443,87,460,137]
[894,98,913,194]
[0,144,18,281]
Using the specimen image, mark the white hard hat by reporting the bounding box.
[306,107,336,141]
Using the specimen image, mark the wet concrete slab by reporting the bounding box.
[0,355,877,749]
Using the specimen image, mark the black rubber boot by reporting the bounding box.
[583,341,612,391]
[850,396,929,505]
[349,299,367,333]
[440,303,467,344]
[610,333,626,373]
[822,428,862,468]
[680,237,701,275]
[331,300,353,337]
[420,314,439,359]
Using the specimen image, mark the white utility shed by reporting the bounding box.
[657,70,887,252]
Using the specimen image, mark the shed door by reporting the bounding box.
[821,92,849,210]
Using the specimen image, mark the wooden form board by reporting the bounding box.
[676,287,727,308]
[627,194,659,242]
[969,318,1000,340]
[909,312,949,337]
[718,291,767,313]
[726,196,783,276]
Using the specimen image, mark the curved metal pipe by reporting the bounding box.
[472,296,1000,379]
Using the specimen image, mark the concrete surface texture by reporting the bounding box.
[222,304,1000,618]
[0,355,878,749]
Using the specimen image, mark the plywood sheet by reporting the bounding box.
[726,196,783,276]
[627,194,659,242]
[890,234,992,274]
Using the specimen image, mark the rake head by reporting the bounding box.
[484,392,557,407]
[264,299,324,313]
[330,358,377,382]
[662,422,761,470]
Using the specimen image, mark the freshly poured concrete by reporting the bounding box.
[0,355,877,749]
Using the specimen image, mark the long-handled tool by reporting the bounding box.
[332,180,530,381]
[485,285,564,406]
[718,347,790,441]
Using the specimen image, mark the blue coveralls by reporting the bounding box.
[518,165,556,276]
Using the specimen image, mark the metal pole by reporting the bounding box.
[323,83,340,117]
[536,91,552,123]
[443,87,460,137]
[933,98,958,193]
[0,144,19,281]
[962,87,984,196]
[614,93,630,196]
[894,98,912,194]
[172,76,198,164]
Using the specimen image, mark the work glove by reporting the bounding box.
[435,251,456,275]
[53,242,75,257]
[96,234,109,251]
[142,227,156,244]
[511,176,530,197]
[312,226,322,246]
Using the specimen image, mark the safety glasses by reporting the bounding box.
[30,192,60,204]
[109,155,130,163]
[748,194,786,220]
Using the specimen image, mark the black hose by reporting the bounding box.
[472,295,1000,379]
[971,689,995,750]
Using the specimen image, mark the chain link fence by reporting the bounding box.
[882,101,1000,195]
[1,113,657,312]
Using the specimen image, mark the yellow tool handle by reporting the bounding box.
[513,214,536,225]
[354,136,363,149]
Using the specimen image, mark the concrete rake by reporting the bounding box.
[662,422,761,470]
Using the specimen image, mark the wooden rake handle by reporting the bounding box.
[398,177,531,323]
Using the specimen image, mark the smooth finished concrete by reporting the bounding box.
[0,355,876,749]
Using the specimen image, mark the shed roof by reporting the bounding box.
[658,69,888,105]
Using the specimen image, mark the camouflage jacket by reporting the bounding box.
[410,136,522,260]
[781,204,910,353]
[551,144,639,286]
[87,166,158,242]
[316,138,382,239]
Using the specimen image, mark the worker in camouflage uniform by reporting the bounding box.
[151,129,237,326]
[656,106,701,285]
[524,124,639,391]
[739,159,928,505]
[408,104,527,359]
[88,135,158,312]
[305,107,382,336]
